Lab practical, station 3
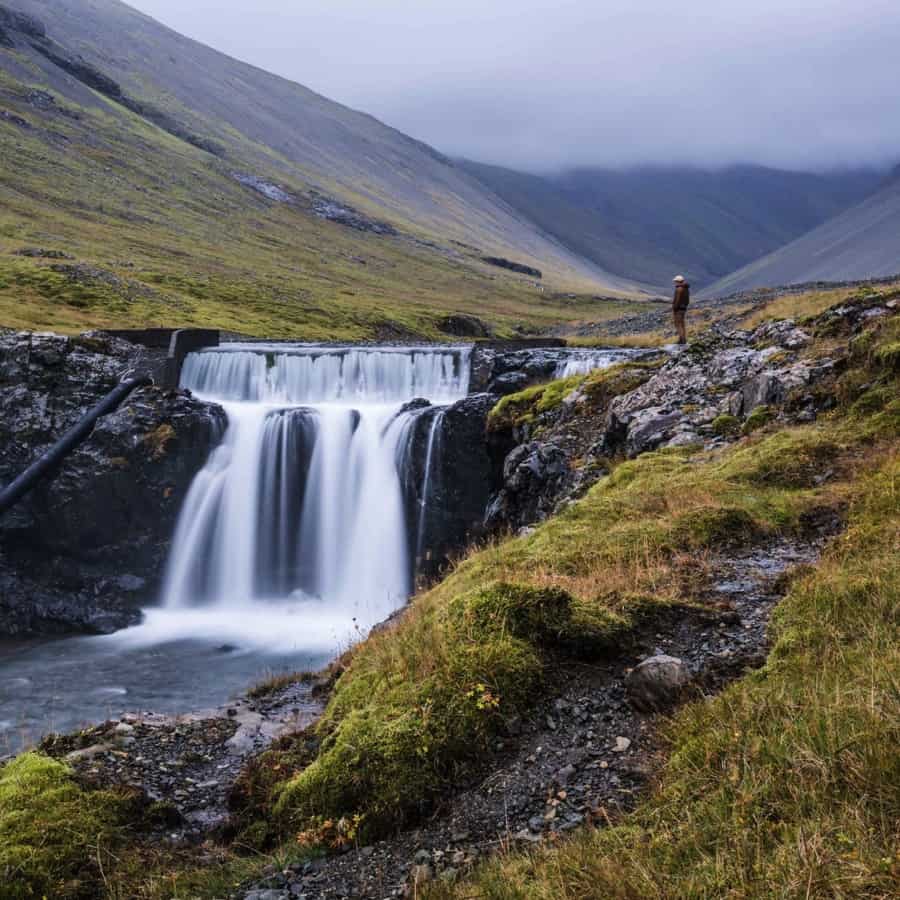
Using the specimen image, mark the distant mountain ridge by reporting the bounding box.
[460,160,883,290]
[700,170,900,297]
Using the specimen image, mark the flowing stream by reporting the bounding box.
[0,344,470,751]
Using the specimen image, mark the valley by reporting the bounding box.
[0,1,898,898]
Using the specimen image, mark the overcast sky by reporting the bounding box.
[127,0,900,174]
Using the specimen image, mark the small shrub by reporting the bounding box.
[742,404,773,434]
[711,413,741,436]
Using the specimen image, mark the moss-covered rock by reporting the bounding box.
[488,374,585,430]
[274,632,542,838]
[0,753,132,899]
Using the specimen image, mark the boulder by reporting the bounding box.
[752,319,811,349]
[625,655,692,712]
[624,407,685,457]
[438,314,493,338]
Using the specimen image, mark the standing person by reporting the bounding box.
[672,275,690,345]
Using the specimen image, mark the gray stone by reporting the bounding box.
[625,655,692,712]
[0,330,225,638]
[624,407,685,456]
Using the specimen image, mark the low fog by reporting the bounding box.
[128,0,900,173]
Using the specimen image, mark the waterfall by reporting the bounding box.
[161,344,470,639]
[554,348,640,378]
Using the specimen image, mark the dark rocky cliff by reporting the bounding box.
[0,330,223,635]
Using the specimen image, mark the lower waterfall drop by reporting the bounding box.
[157,344,471,649]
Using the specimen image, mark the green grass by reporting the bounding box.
[418,310,900,899]
[234,304,900,855]
[3,299,897,898]
[258,425,871,845]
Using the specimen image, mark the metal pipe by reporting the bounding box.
[0,376,153,516]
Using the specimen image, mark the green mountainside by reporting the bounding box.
[461,160,883,290]
[0,0,646,339]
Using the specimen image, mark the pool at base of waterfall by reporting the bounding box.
[0,622,329,755]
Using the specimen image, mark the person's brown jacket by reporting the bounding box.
[673,282,691,310]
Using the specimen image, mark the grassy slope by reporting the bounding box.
[253,302,900,847]
[435,455,899,898]
[701,174,900,299]
[424,322,900,897]
[0,0,651,338]
[0,64,642,337]
[6,0,639,295]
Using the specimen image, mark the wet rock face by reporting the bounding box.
[402,394,501,582]
[0,331,224,637]
[485,441,568,530]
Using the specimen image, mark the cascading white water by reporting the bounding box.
[157,344,470,648]
[554,348,642,378]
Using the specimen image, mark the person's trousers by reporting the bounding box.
[673,309,687,344]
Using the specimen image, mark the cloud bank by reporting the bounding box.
[128,0,900,173]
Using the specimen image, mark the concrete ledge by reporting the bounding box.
[101,328,220,389]
[163,329,220,390]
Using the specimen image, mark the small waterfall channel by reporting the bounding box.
[159,343,470,641]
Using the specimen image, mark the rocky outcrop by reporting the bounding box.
[311,195,398,236]
[0,5,222,155]
[0,331,224,636]
[437,314,493,338]
[485,295,897,535]
[0,5,45,44]
[481,256,542,279]
[484,441,568,529]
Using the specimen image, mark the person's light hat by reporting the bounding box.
[673,275,686,283]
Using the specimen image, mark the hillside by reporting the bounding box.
[461,160,882,290]
[702,168,900,298]
[0,0,645,339]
